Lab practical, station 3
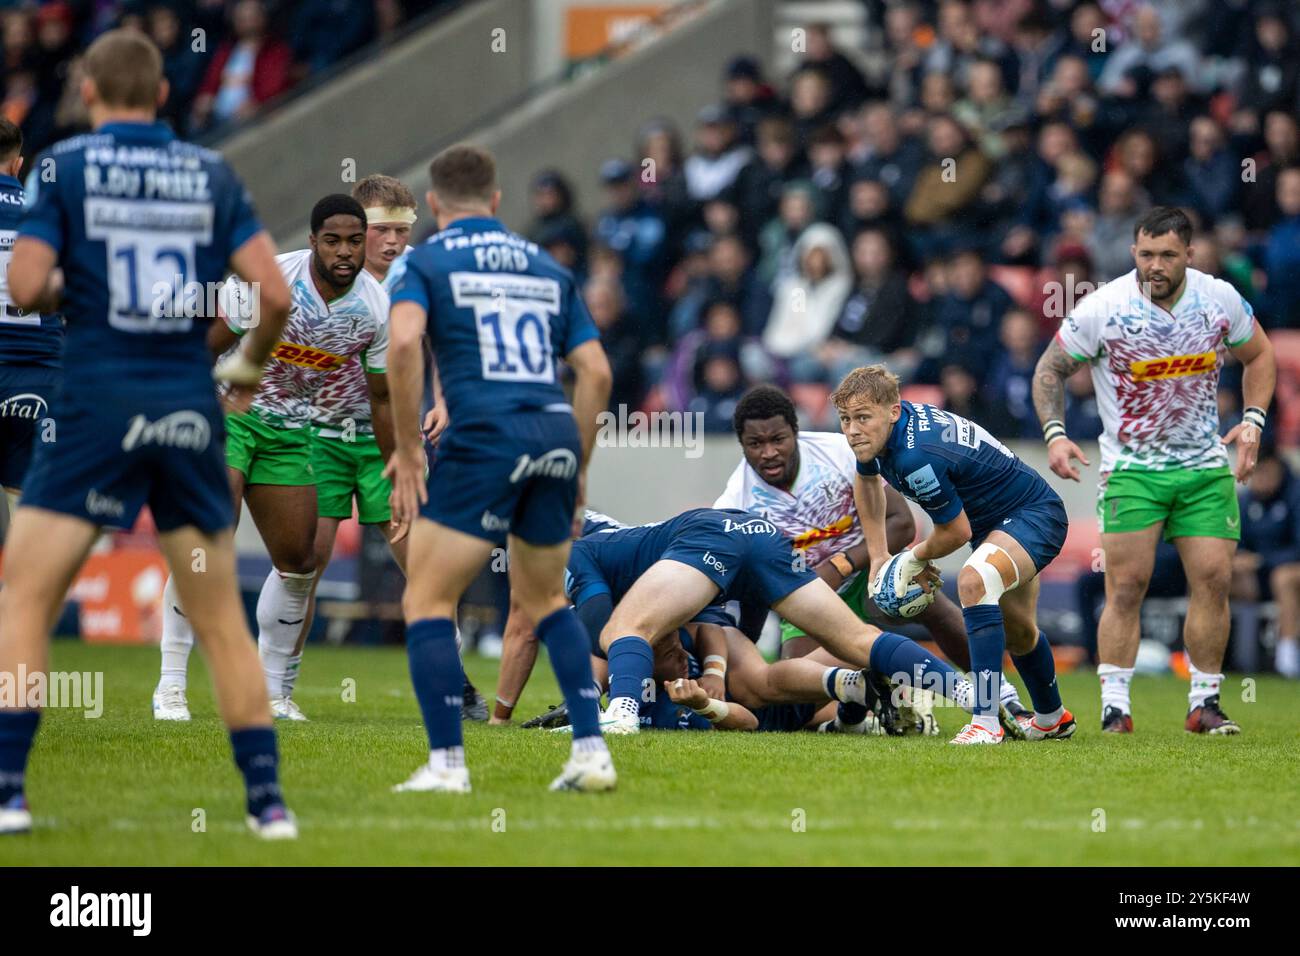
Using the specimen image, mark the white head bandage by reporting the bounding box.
[364,206,417,226]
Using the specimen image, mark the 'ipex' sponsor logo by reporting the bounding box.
[0,392,47,420]
[480,510,511,533]
[702,551,728,574]
[509,448,577,483]
[121,411,211,452]
[903,465,941,498]
[49,885,151,936]
[721,517,776,535]
[85,489,125,519]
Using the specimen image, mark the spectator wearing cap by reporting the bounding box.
[1233,446,1300,678]
[763,223,853,376]
[903,114,992,258]
[722,55,780,145]
[733,114,807,246]
[802,23,873,113]
[594,157,668,342]
[191,0,294,132]
[816,226,919,383]
[683,103,751,202]
[1097,4,1203,97]
[1255,165,1300,328]
[850,103,923,209]
[1183,116,1240,224]
[526,169,587,276]
[985,308,1045,439]
[755,180,817,289]
[1234,5,1300,118]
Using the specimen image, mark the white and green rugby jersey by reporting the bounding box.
[713,430,864,569]
[1056,267,1255,474]
[220,249,390,430]
[309,246,411,438]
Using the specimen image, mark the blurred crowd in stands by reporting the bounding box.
[523,0,1300,442]
[1,0,452,151]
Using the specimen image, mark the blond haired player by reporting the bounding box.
[1033,206,1276,735]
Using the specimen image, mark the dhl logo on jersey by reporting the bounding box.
[272,342,348,371]
[1129,351,1216,382]
[792,515,854,550]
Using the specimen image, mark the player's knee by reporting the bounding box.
[1107,574,1150,610]
[959,544,1018,608]
[1191,565,1232,602]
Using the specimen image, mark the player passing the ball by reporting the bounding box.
[837,365,1076,745]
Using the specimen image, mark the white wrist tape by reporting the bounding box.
[213,348,264,386]
[690,698,730,722]
[702,654,727,679]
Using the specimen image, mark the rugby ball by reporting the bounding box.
[872,552,936,619]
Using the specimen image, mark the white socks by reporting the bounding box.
[1276,637,1299,678]
[1188,665,1223,710]
[828,667,868,706]
[282,652,304,698]
[572,735,608,757]
[158,575,194,692]
[1097,663,1134,714]
[429,746,465,770]
[256,569,315,699]
[999,676,1023,708]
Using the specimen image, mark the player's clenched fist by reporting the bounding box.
[663,678,710,710]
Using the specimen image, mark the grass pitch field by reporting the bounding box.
[5,641,1298,866]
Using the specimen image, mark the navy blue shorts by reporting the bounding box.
[754,701,818,732]
[20,388,232,533]
[971,494,1069,573]
[0,366,60,490]
[660,510,816,606]
[423,412,581,546]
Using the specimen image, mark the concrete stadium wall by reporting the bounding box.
[340,0,776,237]
[219,0,535,245]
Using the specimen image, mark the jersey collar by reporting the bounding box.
[95,121,175,143]
[0,173,20,190]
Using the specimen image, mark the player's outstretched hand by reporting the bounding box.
[664,678,708,710]
[385,445,428,530]
[1046,437,1090,482]
[1222,422,1261,482]
[422,402,448,446]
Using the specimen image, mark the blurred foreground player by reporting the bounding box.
[385,144,615,792]
[0,30,296,837]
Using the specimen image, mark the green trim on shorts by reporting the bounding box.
[310,429,392,524]
[225,411,314,486]
[780,567,878,643]
[1098,465,1240,541]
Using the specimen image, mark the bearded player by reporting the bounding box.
[153,195,393,722]
[1033,206,1275,735]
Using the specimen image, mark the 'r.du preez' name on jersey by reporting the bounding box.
[0,172,62,366]
[388,216,599,423]
[856,401,1058,539]
[17,121,262,391]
